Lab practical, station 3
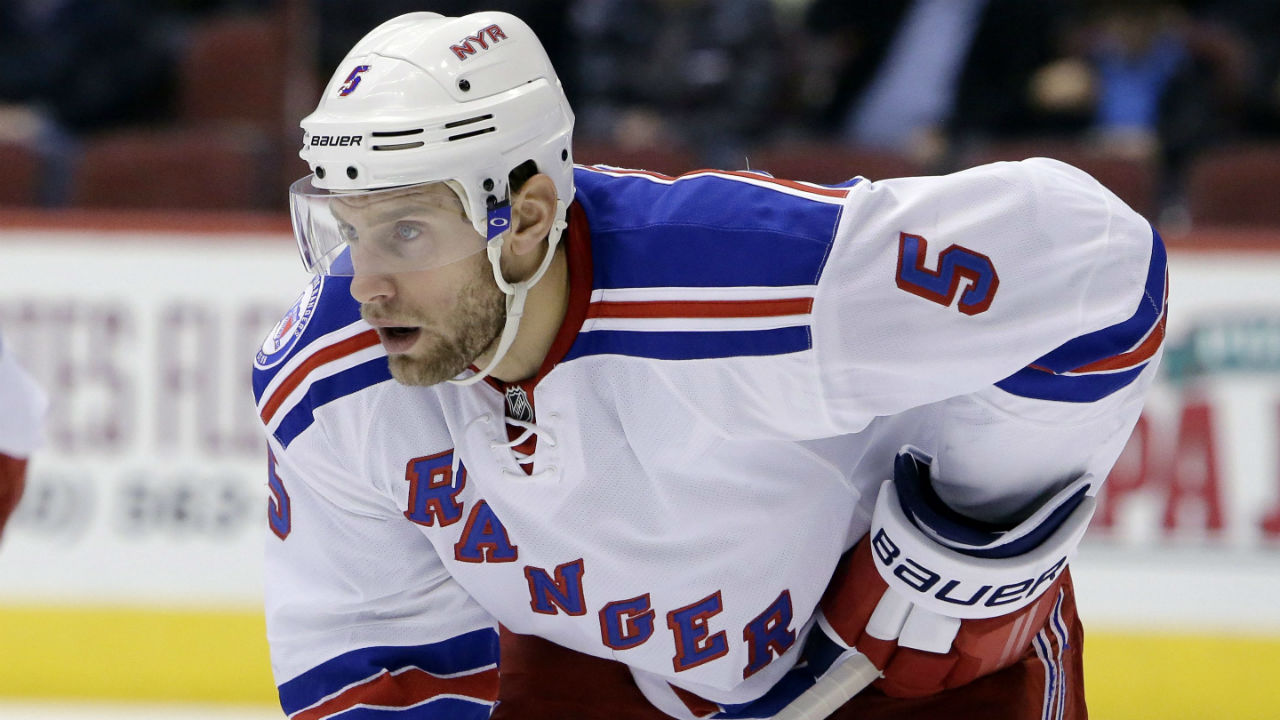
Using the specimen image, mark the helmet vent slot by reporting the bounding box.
[372,141,426,151]
[448,127,497,142]
[370,129,424,138]
[444,114,494,129]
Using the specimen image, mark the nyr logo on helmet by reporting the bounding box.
[450,24,507,61]
[256,276,323,369]
[338,64,370,96]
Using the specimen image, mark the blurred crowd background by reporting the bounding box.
[3,0,1280,230]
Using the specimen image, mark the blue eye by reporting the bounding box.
[394,223,421,241]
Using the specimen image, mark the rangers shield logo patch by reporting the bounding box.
[256,275,323,369]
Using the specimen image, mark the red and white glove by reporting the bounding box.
[814,447,1095,698]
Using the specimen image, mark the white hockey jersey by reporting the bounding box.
[253,158,1165,718]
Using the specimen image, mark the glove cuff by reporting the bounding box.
[868,457,1095,620]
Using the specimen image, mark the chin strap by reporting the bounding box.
[448,199,570,387]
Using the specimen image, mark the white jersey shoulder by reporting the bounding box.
[562,165,855,439]
[812,157,1164,427]
[568,159,1165,437]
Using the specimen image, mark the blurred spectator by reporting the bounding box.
[1091,5,1189,152]
[0,0,177,135]
[0,0,178,203]
[2,0,1276,222]
[1182,0,1280,138]
[1029,2,1214,158]
[569,0,783,169]
[568,0,664,149]
[1028,0,1256,218]
[802,0,1073,168]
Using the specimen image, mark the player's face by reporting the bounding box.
[342,185,505,386]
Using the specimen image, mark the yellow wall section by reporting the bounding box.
[1086,631,1280,720]
[0,607,276,704]
[2,607,1278,717]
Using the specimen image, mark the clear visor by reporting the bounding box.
[288,175,488,276]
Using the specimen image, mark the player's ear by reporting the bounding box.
[506,173,558,257]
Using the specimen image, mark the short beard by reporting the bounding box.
[385,260,507,387]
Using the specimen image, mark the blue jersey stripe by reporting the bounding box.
[573,168,842,290]
[324,698,493,719]
[274,357,393,447]
[278,629,499,715]
[1032,227,1167,373]
[713,669,817,718]
[563,326,811,363]
[826,178,863,189]
[995,363,1147,403]
[590,225,835,289]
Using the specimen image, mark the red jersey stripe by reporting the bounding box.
[586,298,814,320]
[291,666,498,720]
[1069,310,1166,374]
[260,329,381,425]
[701,168,853,199]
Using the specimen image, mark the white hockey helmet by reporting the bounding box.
[289,10,575,276]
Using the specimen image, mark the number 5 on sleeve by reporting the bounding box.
[895,233,999,315]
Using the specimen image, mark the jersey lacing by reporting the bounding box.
[469,413,560,481]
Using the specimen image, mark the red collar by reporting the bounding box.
[484,201,593,395]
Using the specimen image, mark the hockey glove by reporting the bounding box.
[814,447,1095,698]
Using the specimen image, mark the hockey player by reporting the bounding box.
[0,332,46,541]
[255,11,1166,720]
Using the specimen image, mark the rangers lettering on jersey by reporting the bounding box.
[402,448,802,679]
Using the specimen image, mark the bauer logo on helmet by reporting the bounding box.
[309,134,363,148]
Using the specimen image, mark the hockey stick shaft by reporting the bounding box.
[771,653,880,720]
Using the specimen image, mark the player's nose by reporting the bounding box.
[349,272,396,304]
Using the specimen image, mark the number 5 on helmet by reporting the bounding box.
[814,447,1095,698]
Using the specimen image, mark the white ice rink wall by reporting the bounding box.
[1,214,1278,718]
